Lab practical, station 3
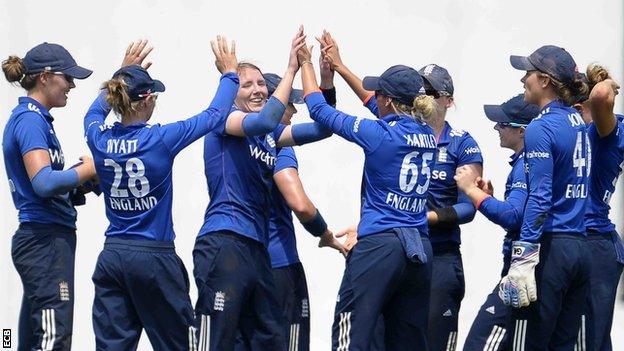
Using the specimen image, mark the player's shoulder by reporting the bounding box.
[448,127,478,145]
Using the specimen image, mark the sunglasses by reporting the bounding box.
[49,71,74,84]
[137,92,159,99]
[425,89,451,99]
[496,122,526,129]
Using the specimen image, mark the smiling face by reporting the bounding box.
[494,123,525,151]
[40,72,76,108]
[235,67,268,113]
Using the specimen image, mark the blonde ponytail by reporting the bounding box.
[103,78,136,116]
[413,94,436,119]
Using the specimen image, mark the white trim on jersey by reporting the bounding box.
[513,319,527,351]
[484,325,506,351]
[289,323,300,351]
[445,331,458,351]
[40,309,56,351]
[199,315,211,351]
[337,312,351,351]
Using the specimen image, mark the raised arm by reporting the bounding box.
[588,78,619,137]
[224,27,307,137]
[159,36,239,155]
[85,39,154,140]
[318,31,370,102]
[319,44,337,107]
[298,34,384,153]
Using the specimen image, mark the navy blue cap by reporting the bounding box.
[23,42,92,79]
[510,45,578,83]
[362,65,426,106]
[418,64,454,96]
[263,73,303,104]
[112,65,165,101]
[484,94,540,125]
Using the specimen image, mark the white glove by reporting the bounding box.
[499,241,540,308]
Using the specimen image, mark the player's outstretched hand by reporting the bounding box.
[290,25,308,71]
[210,35,238,74]
[335,224,358,252]
[121,39,153,69]
[317,30,343,71]
[499,241,540,308]
[319,230,348,257]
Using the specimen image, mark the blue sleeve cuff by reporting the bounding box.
[304,91,326,110]
[31,166,80,198]
[242,96,285,136]
[291,122,333,145]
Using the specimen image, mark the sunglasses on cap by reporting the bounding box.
[425,89,451,99]
[496,122,526,129]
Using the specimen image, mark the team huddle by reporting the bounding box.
[2,25,622,351]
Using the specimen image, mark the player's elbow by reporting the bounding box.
[290,201,316,221]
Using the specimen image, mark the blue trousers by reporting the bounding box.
[92,237,196,351]
[193,232,285,351]
[463,256,512,351]
[584,231,623,351]
[332,232,433,351]
[508,234,591,351]
[236,262,310,351]
[428,248,465,351]
[11,222,76,351]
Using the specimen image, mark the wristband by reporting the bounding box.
[432,207,458,226]
[301,209,328,237]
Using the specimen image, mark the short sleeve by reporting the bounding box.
[275,147,298,173]
[14,112,50,155]
[457,134,483,166]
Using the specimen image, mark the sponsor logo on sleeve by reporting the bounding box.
[464,146,481,155]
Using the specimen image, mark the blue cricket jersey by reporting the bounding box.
[268,146,300,268]
[362,97,481,246]
[199,107,286,245]
[479,151,527,254]
[427,122,482,246]
[84,72,239,241]
[3,97,77,229]
[305,92,436,237]
[520,100,589,242]
[585,114,624,233]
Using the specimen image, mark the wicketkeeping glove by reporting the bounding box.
[499,241,540,308]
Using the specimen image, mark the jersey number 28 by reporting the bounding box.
[104,158,150,198]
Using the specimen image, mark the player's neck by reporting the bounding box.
[121,113,149,126]
[427,114,446,138]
